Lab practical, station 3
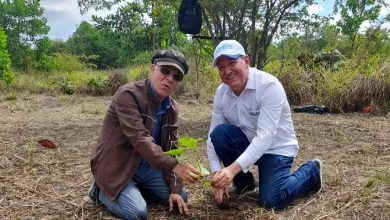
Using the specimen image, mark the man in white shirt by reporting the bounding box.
[207,40,323,210]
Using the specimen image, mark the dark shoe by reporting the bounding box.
[310,159,323,194]
[88,180,100,202]
[232,182,256,196]
[232,171,256,196]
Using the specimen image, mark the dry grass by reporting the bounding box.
[0,94,389,219]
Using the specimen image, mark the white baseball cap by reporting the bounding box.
[213,40,246,66]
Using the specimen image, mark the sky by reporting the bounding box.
[41,0,112,40]
[41,0,389,41]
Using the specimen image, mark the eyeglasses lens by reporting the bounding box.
[159,66,183,82]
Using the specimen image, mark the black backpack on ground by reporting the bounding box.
[178,0,202,35]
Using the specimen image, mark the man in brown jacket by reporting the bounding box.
[89,48,201,219]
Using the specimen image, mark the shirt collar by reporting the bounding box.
[161,96,171,110]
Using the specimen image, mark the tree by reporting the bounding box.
[200,0,315,69]
[0,28,14,85]
[0,0,50,71]
[78,0,316,69]
[335,0,383,51]
[67,21,107,68]
[34,36,54,72]
[49,39,69,54]
[78,0,189,67]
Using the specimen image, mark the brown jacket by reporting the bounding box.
[91,80,182,201]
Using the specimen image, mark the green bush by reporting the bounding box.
[131,51,152,65]
[55,78,76,94]
[108,69,128,95]
[0,28,14,85]
[174,57,220,101]
[87,76,109,96]
[314,57,390,113]
[52,53,86,72]
[128,64,150,82]
[265,61,315,105]
[34,54,55,72]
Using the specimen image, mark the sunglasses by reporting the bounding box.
[158,65,184,82]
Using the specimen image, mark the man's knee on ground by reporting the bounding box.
[122,205,147,220]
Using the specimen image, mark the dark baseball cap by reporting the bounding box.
[151,49,189,75]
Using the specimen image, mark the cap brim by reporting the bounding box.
[213,54,242,66]
[155,60,185,75]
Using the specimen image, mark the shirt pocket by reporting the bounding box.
[244,107,260,132]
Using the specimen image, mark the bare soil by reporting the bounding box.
[0,94,389,219]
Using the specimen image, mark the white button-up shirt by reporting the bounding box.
[207,68,299,173]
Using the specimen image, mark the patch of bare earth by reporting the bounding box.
[0,94,389,219]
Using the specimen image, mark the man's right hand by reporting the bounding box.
[173,163,201,184]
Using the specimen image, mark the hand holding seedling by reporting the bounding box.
[173,163,201,184]
[165,136,211,184]
[169,193,189,215]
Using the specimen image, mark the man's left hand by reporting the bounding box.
[169,193,189,215]
[211,162,242,189]
[211,168,234,189]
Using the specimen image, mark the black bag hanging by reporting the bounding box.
[178,0,202,34]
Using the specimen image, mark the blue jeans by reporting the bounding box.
[98,160,188,219]
[210,124,320,210]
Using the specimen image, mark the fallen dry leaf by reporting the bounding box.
[38,139,57,149]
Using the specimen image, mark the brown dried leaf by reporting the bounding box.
[38,139,57,149]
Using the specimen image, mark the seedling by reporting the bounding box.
[27,141,34,170]
[165,136,210,177]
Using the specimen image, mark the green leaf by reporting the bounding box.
[196,162,210,177]
[202,180,211,188]
[178,136,200,149]
[164,147,185,156]
[175,154,189,162]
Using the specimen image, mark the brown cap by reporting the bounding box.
[151,49,189,75]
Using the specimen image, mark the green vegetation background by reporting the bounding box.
[0,0,389,114]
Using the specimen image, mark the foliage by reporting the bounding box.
[49,39,69,54]
[108,70,128,95]
[165,136,210,177]
[297,50,345,70]
[55,78,76,95]
[51,53,86,72]
[0,0,50,71]
[67,21,116,69]
[0,28,14,85]
[79,0,190,68]
[335,0,382,51]
[199,0,315,69]
[27,141,34,170]
[34,37,55,72]
[316,57,390,113]
[80,102,103,114]
[265,61,315,105]
[87,76,110,96]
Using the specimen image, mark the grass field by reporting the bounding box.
[0,94,389,219]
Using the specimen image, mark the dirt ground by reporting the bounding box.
[0,94,389,219]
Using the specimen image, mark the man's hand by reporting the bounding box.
[211,162,242,189]
[173,163,201,184]
[169,193,189,215]
[213,186,230,205]
[211,168,234,189]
